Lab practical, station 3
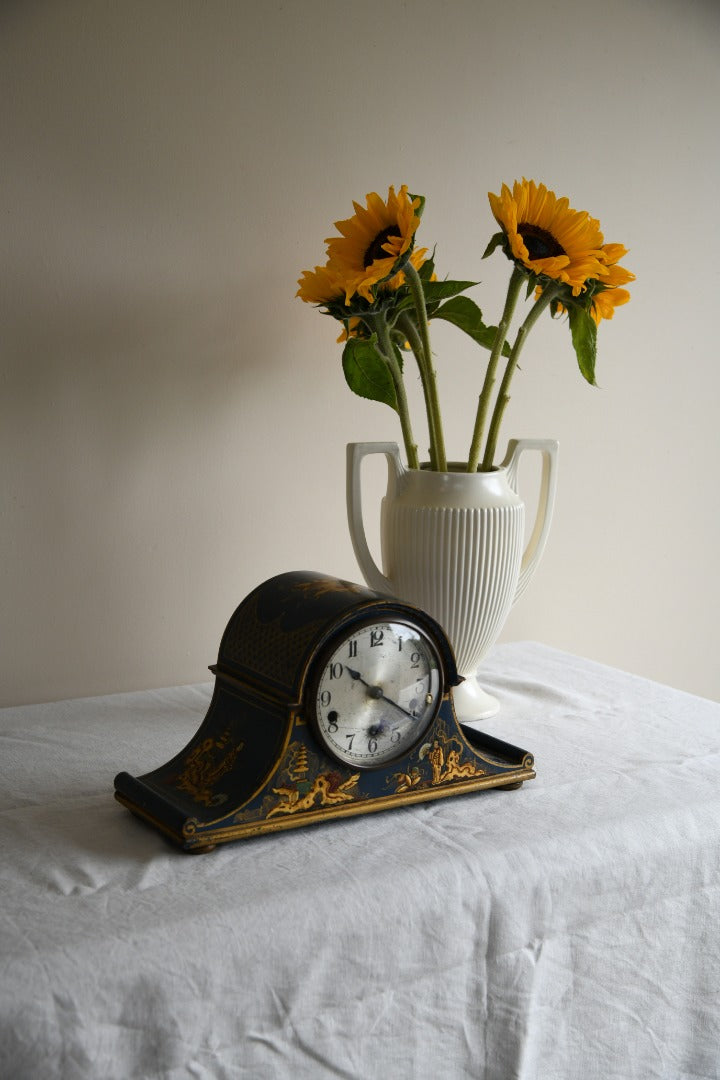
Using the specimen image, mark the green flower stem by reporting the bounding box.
[480,281,562,471]
[396,312,442,470]
[402,261,447,471]
[370,313,420,471]
[467,264,525,472]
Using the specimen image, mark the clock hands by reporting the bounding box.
[346,666,383,697]
[346,666,417,722]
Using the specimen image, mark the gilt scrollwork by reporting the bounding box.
[267,769,360,817]
[176,729,244,807]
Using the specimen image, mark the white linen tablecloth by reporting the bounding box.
[1,643,719,1080]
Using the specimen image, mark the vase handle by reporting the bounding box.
[346,442,403,595]
[502,439,559,604]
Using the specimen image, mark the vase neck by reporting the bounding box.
[390,463,518,508]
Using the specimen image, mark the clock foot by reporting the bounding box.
[185,843,217,854]
[497,781,523,790]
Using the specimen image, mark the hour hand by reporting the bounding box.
[346,667,383,700]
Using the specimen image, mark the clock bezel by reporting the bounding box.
[305,613,445,770]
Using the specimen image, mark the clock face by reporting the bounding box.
[311,619,443,768]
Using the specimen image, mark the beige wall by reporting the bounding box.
[2,0,719,706]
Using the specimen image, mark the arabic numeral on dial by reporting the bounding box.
[348,639,358,658]
[411,651,421,668]
[328,662,343,680]
[345,733,355,750]
[370,629,384,647]
[320,690,331,707]
[391,728,401,743]
[326,711,339,733]
[368,737,378,754]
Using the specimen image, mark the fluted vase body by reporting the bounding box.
[347,440,558,720]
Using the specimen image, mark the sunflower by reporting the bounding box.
[296,262,346,307]
[324,185,423,304]
[489,179,607,295]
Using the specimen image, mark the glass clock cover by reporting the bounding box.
[312,619,443,767]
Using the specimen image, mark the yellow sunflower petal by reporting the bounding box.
[599,243,635,287]
[600,242,628,264]
[591,287,631,324]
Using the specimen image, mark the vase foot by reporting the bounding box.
[452,677,500,723]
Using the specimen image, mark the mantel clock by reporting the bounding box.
[114,571,535,851]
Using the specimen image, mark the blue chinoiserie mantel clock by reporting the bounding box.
[114,571,535,852]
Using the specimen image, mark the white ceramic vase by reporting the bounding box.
[346,439,558,721]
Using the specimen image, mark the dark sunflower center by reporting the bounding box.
[518,223,566,261]
[364,226,401,268]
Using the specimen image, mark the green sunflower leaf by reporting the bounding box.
[482,231,507,260]
[421,279,477,306]
[431,296,511,356]
[342,336,398,412]
[417,249,436,281]
[567,305,598,385]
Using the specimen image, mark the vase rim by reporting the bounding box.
[418,462,503,474]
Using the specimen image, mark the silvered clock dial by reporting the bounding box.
[311,619,443,767]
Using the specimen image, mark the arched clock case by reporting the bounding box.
[114,571,535,852]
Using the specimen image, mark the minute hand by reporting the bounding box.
[378,692,417,722]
